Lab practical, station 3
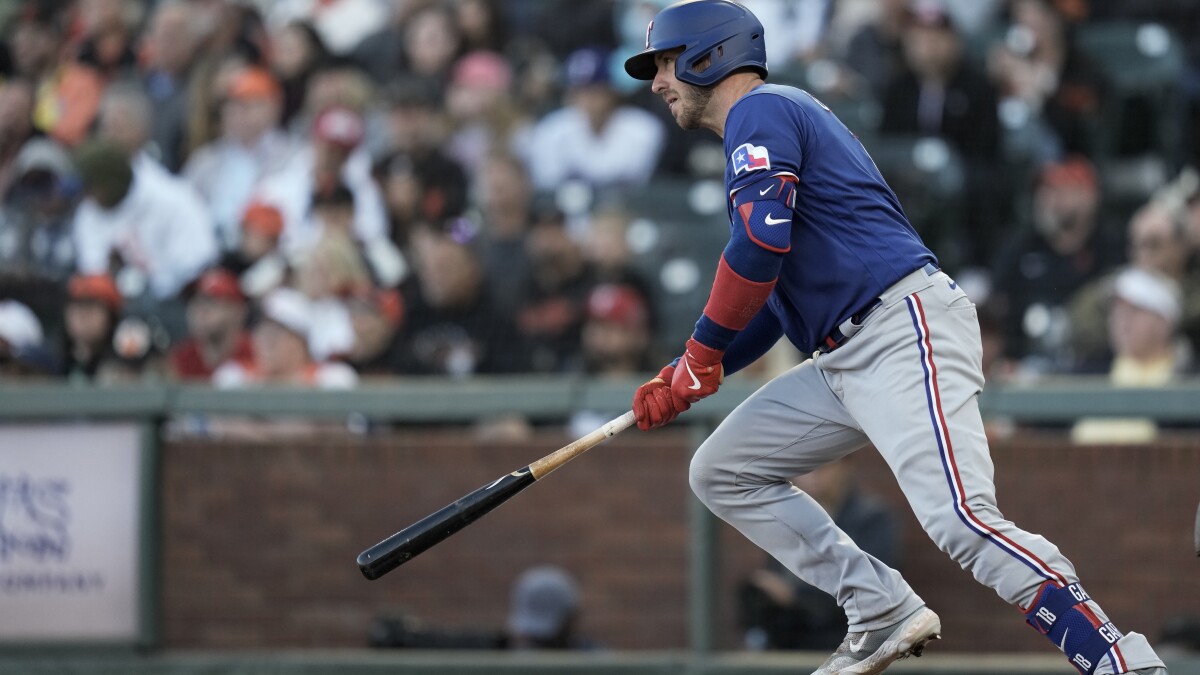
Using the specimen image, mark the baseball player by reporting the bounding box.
[624,2,1169,674]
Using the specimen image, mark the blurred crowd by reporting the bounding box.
[1,0,1199,391]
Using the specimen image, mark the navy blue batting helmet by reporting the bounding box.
[623,0,767,87]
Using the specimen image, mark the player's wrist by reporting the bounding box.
[685,337,724,366]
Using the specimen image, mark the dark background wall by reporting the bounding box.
[160,427,1200,652]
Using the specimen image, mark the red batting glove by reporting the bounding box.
[671,337,725,404]
[633,365,690,431]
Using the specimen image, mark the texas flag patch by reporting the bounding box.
[731,143,770,175]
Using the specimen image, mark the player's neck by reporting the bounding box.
[703,74,765,137]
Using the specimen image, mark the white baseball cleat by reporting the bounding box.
[810,606,942,675]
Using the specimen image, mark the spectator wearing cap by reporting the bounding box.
[992,155,1123,371]
[60,273,122,382]
[213,286,357,389]
[581,282,654,375]
[444,50,532,179]
[184,67,299,250]
[525,46,665,193]
[346,288,405,377]
[1067,189,1200,369]
[1107,267,1190,382]
[0,137,79,287]
[71,139,218,301]
[221,200,286,277]
[0,298,57,377]
[1071,266,1192,443]
[253,105,392,264]
[505,566,597,650]
[880,0,1004,269]
[168,268,254,381]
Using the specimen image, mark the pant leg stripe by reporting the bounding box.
[905,294,1068,586]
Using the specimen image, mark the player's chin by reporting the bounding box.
[673,111,701,131]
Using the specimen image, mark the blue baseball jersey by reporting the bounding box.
[718,84,936,359]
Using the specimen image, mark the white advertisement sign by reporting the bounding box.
[0,423,145,642]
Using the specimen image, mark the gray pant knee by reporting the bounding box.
[688,441,732,511]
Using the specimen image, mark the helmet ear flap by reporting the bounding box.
[677,32,767,87]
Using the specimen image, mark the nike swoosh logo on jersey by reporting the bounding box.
[682,358,702,390]
[764,214,790,225]
[848,633,870,652]
[758,186,773,196]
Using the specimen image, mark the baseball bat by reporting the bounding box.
[357,410,637,580]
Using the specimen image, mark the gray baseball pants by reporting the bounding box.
[690,265,1164,673]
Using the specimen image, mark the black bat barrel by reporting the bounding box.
[357,468,537,580]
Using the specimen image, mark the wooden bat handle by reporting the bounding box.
[357,410,638,579]
[529,410,636,479]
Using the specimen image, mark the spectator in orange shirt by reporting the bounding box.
[11,2,105,148]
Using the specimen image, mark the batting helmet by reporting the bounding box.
[623,0,767,87]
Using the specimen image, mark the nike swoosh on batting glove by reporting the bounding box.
[671,337,724,404]
[633,365,690,431]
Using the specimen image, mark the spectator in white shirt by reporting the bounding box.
[253,105,389,258]
[213,286,357,389]
[71,139,217,300]
[183,67,298,250]
[525,47,665,193]
[265,0,388,56]
[94,81,174,180]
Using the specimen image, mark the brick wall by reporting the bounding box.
[160,427,1200,652]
